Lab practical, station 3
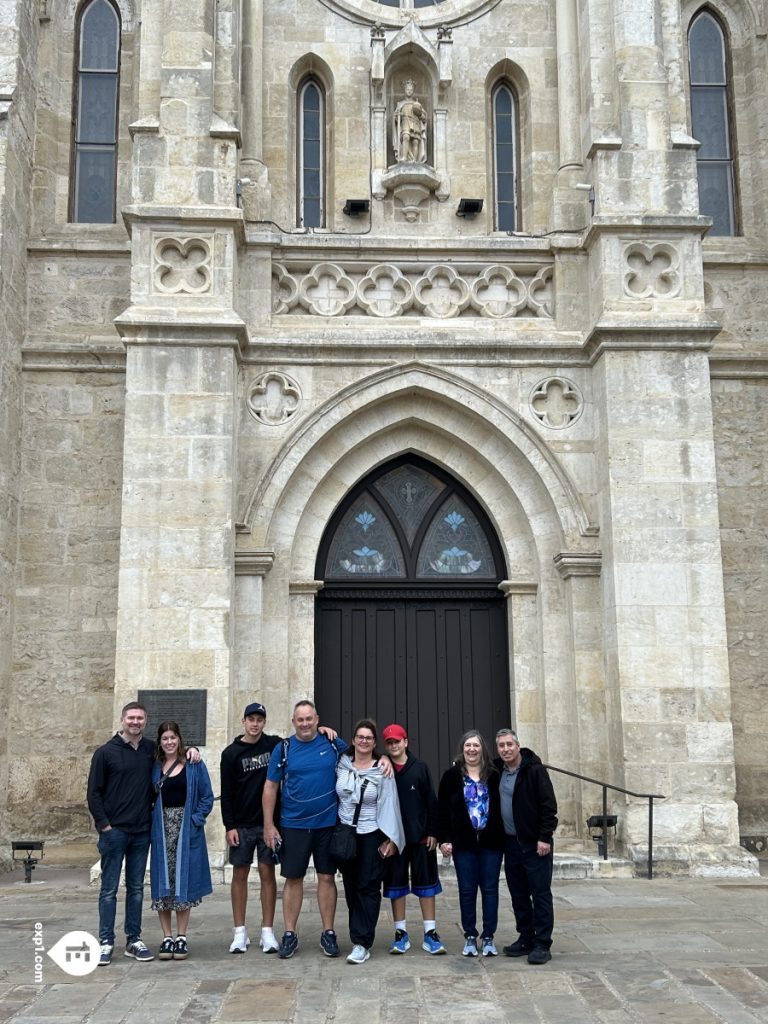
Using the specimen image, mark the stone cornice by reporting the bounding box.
[234,549,276,577]
[584,215,712,247]
[553,552,602,579]
[122,205,246,246]
[709,354,768,379]
[498,580,538,596]
[289,580,325,596]
[21,343,126,372]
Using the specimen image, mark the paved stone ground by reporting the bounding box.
[1,867,767,1023]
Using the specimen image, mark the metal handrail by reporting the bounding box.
[544,763,666,879]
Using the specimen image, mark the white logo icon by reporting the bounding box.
[47,931,101,976]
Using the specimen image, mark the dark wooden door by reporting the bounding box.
[315,590,510,784]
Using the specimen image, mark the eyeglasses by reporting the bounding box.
[356,736,375,743]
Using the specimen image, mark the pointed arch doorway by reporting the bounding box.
[315,456,510,782]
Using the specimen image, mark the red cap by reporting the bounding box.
[382,724,407,741]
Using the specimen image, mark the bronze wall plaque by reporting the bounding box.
[138,690,207,747]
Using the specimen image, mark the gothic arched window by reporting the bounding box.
[298,78,325,228]
[70,0,121,223]
[688,9,738,236]
[492,83,519,231]
[319,458,504,582]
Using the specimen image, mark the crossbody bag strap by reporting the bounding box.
[350,760,378,826]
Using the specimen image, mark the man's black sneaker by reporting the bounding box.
[320,929,340,957]
[503,938,533,957]
[278,931,299,959]
[527,946,552,965]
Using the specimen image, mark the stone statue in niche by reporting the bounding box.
[393,79,427,164]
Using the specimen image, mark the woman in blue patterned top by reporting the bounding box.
[437,731,504,957]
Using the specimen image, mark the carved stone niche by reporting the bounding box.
[372,26,448,222]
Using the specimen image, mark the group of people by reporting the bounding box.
[87,697,558,969]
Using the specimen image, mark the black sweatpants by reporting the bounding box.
[340,830,387,948]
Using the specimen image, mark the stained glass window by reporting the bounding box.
[688,10,737,236]
[493,84,518,231]
[298,79,324,228]
[325,494,406,577]
[374,464,445,544]
[71,0,120,223]
[321,460,502,581]
[416,496,496,578]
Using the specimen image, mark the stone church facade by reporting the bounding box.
[0,0,765,873]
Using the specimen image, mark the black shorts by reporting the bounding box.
[228,826,275,867]
[280,826,335,879]
[383,842,443,899]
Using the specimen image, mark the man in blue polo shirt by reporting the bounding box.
[262,700,347,959]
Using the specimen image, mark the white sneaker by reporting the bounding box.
[462,935,479,957]
[260,930,280,953]
[346,944,370,964]
[229,927,250,954]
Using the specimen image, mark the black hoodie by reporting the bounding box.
[494,747,558,845]
[220,733,281,830]
[392,750,439,845]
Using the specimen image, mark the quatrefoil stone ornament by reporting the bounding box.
[623,243,681,299]
[530,377,583,428]
[247,371,302,425]
[153,237,212,294]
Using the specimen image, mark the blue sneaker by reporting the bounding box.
[98,944,113,966]
[278,931,299,959]
[422,930,446,955]
[389,929,411,954]
[124,940,154,962]
[320,929,340,957]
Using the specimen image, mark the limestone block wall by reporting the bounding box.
[260,0,558,234]
[8,369,125,844]
[711,376,768,844]
[0,0,39,867]
[30,2,137,235]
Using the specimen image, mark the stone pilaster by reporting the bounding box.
[592,343,755,873]
[0,0,38,868]
[114,0,245,763]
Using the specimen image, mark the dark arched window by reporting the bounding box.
[70,0,121,223]
[318,457,505,583]
[297,78,325,228]
[688,9,738,235]
[492,83,519,231]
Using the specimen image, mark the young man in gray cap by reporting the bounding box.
[220,702,282,954]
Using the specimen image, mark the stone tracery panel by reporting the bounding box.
[153,236,212,294]
[247,371,302,425]
[530,377,583,428]
[622,242,681,299]
[271,260,555,319]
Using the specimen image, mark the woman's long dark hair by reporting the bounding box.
[352,718,381,761]
[155,720,187,763]
[454,729,496,782]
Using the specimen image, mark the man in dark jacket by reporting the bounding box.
[495,728,558,964]
[381,724,445,955]
[220,702,283,954]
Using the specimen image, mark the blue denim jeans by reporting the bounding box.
[97,827,151,946]
[503,835,554,948]
[452,846,504,938]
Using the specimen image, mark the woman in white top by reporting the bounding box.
[335,719,405,964]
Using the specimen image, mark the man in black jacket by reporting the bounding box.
[382,724,446,955]
[220,702,282,955]
[495,728,558,964]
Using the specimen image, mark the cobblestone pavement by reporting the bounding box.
[1,867,767,1023]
